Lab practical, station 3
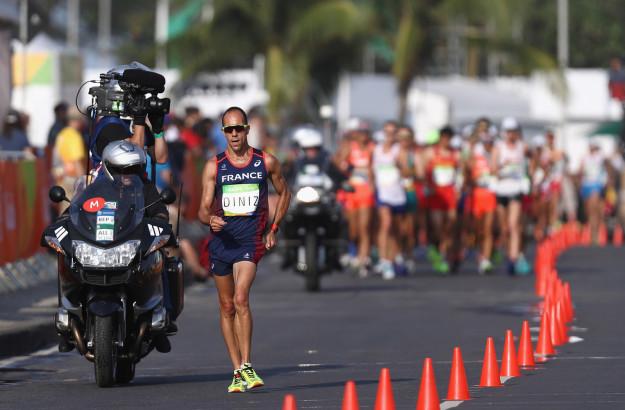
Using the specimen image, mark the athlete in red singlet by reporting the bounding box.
[335,120,375,276]
[423,126,459,274]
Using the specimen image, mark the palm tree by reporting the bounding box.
[170,0,371,125]
[369,0,561,122]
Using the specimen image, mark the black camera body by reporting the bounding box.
[88,68,171,117]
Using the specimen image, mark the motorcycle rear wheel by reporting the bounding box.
[305,232,320,292]
[94,315,116,387]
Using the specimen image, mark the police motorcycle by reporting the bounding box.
[42,143,180,387]
[282,128,345,292]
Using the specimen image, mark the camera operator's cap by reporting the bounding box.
[91,116,132,162]
[501,117,520,131]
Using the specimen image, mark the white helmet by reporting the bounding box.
[531,134,546,149]
[293,128,323,148]
[101,140,146,181]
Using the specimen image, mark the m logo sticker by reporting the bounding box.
[83,197,105,213]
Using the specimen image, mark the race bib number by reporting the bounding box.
[433,166,455,186]
[376,165,400,187]
[222,184,260,216]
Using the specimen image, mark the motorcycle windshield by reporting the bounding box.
[69,175,145,244]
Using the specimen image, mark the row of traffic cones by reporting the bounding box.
[281,322,537,410]
[282,225,579,409]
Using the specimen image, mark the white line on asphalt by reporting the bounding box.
[568,336,584,343]
[440,401,464,410]
[298,363,321,367]
[0,345,58,369]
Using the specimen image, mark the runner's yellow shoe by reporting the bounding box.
[228,370,246,393]
[240,363,264,389]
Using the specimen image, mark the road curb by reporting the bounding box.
[0,253,56,295]
[0,318,58,360]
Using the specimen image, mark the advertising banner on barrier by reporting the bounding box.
[0,157,51,266]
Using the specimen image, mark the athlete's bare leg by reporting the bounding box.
[507,200,522,260]
[357,207,372,264]
[377,207,392,260]
[213,274,241,370]
[482,211,494,260]
[213,261,257,369]
[232,261,257,365]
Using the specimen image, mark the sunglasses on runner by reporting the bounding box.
[222,124,250,133]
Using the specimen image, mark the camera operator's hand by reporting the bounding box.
[133,112,147,127]
[127,100,147,126]
[148,112,165,134]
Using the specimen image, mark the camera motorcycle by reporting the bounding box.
[41,175,179,387]
[281,129,346,291]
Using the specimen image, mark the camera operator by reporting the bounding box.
[86,63,181,336]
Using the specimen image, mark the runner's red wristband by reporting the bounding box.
[270,223,279,233]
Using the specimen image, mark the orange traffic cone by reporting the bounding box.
[556,301,568,342]
[342,380,360,410]
[564,282,575,321]
[416,358,440,410]
[535,311,555,360]
[517,320,536,368]
[447,347,471,401]
[598,224,608,246]
[374,368,396,410]
[614,224,623,247]
[283,394,297,410]
[581,225,591,245]
[480,337,502,387]
[550,305,565,346]
[500,330,521,377]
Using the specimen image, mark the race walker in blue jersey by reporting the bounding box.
[198,107,291,393]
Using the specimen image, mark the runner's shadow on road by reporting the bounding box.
[321,284,409,294]
[129,364,346,387]
[257,377,413,394]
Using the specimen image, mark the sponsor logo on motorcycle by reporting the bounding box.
[147,224,164,236]
[83,197,106,212]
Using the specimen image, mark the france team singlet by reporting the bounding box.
[209,148,269,269]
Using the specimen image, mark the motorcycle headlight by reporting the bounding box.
[73,240,140,268]
[296,186,321,203]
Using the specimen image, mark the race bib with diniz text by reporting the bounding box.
[222,184,260,216]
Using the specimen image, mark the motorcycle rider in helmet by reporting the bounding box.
[288,127,345,187]
[58,140,177,354]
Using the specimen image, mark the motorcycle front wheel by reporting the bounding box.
[94,315,116,387]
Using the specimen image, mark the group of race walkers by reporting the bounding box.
[325,116,613,279]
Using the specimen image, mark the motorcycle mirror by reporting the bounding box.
[49,186,69,203]
[160,188,176,205]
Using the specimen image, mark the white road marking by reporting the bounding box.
[501,376,513,383]
[440,400,464,409]
[568,336,584,343]
[0,346,58,369]
[297,363,321,367]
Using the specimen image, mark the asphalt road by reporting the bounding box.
[0,246,623,410]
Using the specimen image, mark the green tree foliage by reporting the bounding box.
[170,0,371,124]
